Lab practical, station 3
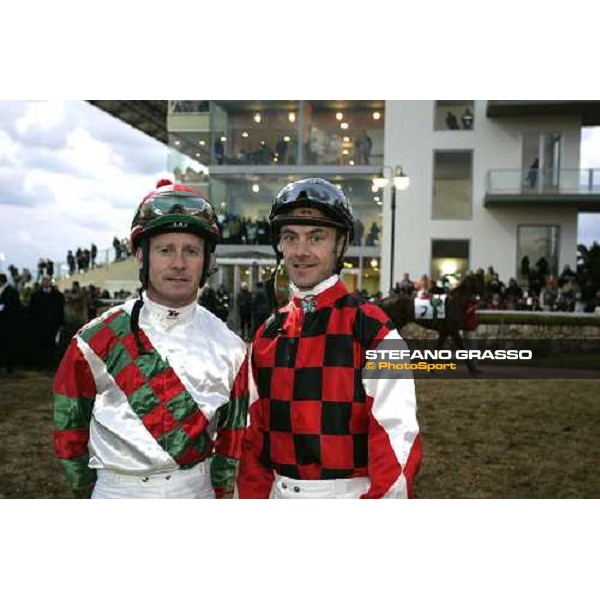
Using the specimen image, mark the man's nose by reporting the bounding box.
[170,250,186,268]
[293,237,311,257]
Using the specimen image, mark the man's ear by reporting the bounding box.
[135,246,144,269]
[336,232,349,256]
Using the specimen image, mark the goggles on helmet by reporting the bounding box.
[274,181,351,214]
[136,192,216,226]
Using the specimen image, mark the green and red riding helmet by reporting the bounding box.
[131,179,220,288]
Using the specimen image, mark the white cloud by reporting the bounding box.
[0,100,167,272]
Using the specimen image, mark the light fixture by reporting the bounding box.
[195,153,200,157]
[343,136,350,143]
[336,112,344,121]
[380,165,411,291]
[252,184,260,193]
[253,112,262,123]
[370,258,378,268]
[374,196,380,202]
[371,184,379,192]
[241,131,249,138]
[373,111,381,120]
[342,149,349,155]
[273,157,279,162]
[373,173,389,188]
[220,136,227,142]
[349,160,355,166]
[340,122,349,130]
[199,140,206,146]
[283,135,291,142]
[174,140,180,146]
[393,166,410,191]
[440,259,459,275]
[336,184,343,190]
[288,112,296,123]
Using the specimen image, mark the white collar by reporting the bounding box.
[290,274,339,299]
[141,291,197,326]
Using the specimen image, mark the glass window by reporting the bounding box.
[434,101,475,131]
[209,175,382,247]
[432,151,473,220]
[517,225,560,282]
[210,101,299,166]
[431,239,470,280]
[303,102,384,166]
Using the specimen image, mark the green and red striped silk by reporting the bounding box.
[54,308,249,495]
[53,340,98,489]
[211,355,249,497]
[78,309,214,466]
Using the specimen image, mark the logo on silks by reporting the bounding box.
[301,295,317,313]
[167,309,180,319]
[171,222,188,229]
[415,295,446,320]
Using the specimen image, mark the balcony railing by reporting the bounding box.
[486,169,600,195]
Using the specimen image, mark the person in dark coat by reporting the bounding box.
[237,282,252,340]
[0,273,23,373]
[251,281,270,337]
[28,275,65,370]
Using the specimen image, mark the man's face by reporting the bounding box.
[278,208,344,291]
[137,232,204,308]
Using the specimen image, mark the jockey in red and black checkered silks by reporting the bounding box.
[266,178,355,311]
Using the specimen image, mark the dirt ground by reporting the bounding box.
[0,370,599,498]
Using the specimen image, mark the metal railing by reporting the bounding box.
[486,168,600,195]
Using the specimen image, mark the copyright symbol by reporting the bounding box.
[365,362,375,370]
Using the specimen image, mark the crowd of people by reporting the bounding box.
[64,244,98,275]
[0,274,134,375]
[391,261,600,314]
[112,236,132,261]
[216,213,380,247]
[3,241,599,376]
[36,216,381,282]
[198,280,270,340]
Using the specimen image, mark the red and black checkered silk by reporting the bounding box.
[246,279,396,482]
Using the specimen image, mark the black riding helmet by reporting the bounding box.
[269,178,354,253]
[265,178,355,311]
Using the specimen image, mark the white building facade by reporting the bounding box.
[381,100,599,291]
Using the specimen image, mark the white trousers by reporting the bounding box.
[91,461,215,499]
[271,475,370,499]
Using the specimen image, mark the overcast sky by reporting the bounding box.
[0,100,599,276]
[0,100,168,274]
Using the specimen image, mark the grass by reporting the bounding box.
[1,370,599,498]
